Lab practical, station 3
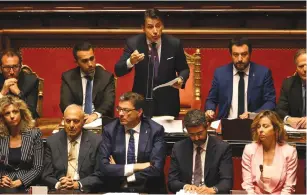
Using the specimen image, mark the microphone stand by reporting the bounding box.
[145,54,155,118]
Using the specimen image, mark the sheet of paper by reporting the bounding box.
[83,118,102,129]
[210,120,221,130]
[152,117,183,133]
[284,125,307,133]
[153,77,180,91]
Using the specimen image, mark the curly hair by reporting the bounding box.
[251,110,286,144]
[0,95,34,137]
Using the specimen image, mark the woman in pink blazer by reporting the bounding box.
[241,110,298,194]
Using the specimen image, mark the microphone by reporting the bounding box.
[259,164,264,182]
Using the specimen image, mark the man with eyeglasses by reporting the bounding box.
[99,92,167,193]
[60,42,115,123]
[205,37,276,120]
[168,109,233,194]
[0,48,39,118]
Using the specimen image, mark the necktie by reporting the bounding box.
[238,72,245,117]
[193,146,203,186]
[303,84,306,117]
[84,76,93,114]
[127,129,136,164]
[67,140,78,177]
[151,42,160,78]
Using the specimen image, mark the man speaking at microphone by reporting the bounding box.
[115,8,190,117]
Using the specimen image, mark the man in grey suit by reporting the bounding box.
[42,104,103,193]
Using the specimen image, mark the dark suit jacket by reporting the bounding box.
[168,136,233,194]
[60,66,115,117]
[41,130,103,193]
[0,71,39,118]
[114,34,190,117]
[276,74,305,119]
[0,128,43,188]
[99,117,166,193]
[205,62,276,119]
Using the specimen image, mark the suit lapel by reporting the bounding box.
[226,64,233,110]
[185,139,193,183]
[78,131,91,171]
[2,137,10,164]
[267,144,285,192]
[58,131,68,171]
[204,136,216,180]
[253,144,263,184]
[159,35,169,75]
[137,121,150,162]
[247,63,256,107]
[115,125,126,164]
[21,131,31,162]
[138,35,149,71]
[92,67,101,101]
[74,68,83,104]
[291,76,303,115]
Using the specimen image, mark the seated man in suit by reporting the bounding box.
[168,109,233,194]
[99,92,166,193]
[276,49,306,129]
[205,37,276,120]
[60,42,115,123]
[42,104,103,193]
[114,8,189,117]
[0,48,39,118]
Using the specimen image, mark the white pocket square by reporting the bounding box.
[167,57,174,60]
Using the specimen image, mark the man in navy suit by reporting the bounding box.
[115,8,189,117]
[99,92,166,193]
[168,109,233,194]
[205,37,276,120]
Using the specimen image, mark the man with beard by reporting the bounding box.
[42,104,103,193]
[276,49,306,129]
[60,42,115,123]
[168,109,233,194]
[99,92,166,193]
[205,37,276,120]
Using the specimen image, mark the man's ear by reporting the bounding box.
[138,108,143,117]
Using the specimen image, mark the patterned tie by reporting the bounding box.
[151,42,160,78]
[84,76,93,114]
[67,140,78,177]
[193,146,203,186]
[238,72,245,117]
[127,129,136,164]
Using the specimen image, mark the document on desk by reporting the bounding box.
[284,125,307,133]
[153,77,180,91]
[83,118,102,129]
[152,116,183,133]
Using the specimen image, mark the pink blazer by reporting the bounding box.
[241,142,298,194]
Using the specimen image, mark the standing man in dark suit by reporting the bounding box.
[0,48,39,118]
[205,37,276,120]
[42,104,103,193]
[276,49,306,129]
[99,92,166,193]
[115,8,190,117]
[60,42,115,123]
[168,109,233,194]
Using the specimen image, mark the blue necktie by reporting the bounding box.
[151,42,160,78]
[84,76,93,114]
[127,129,135,164]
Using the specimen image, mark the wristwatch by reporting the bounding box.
[212,186,219,194]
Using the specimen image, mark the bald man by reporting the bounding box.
[42,104,103,193]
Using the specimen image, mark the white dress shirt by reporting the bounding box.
[191,135,209,186]
[126,38,162,68]
[80,70,101,118]
[228,65,250,118]
[124,121,141,182]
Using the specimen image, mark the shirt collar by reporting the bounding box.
[80,69,95,79]
[233,63,250,76]
[146,38,161,49]
[193,135,209,151]
[125,121,141,134]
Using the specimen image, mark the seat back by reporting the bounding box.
[21,65,44,117]
[179,49,201,116]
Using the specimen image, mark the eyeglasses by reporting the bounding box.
[1,65,20,71]
[187,129,206,137]
[116,106,136,114]
[80,56,95,64]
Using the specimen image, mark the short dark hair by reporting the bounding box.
[119,92,144,110]
[144,8,164,25]
[293,49,306,65]
[0,48,22,66]
[72,42,94,60]
[228,37,252,54]
[183,109,208,128]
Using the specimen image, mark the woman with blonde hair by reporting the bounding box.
[241,110,298,194]
[0,95,43,193]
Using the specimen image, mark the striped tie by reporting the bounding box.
[193,146,203,186]
[127,129,135,164]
